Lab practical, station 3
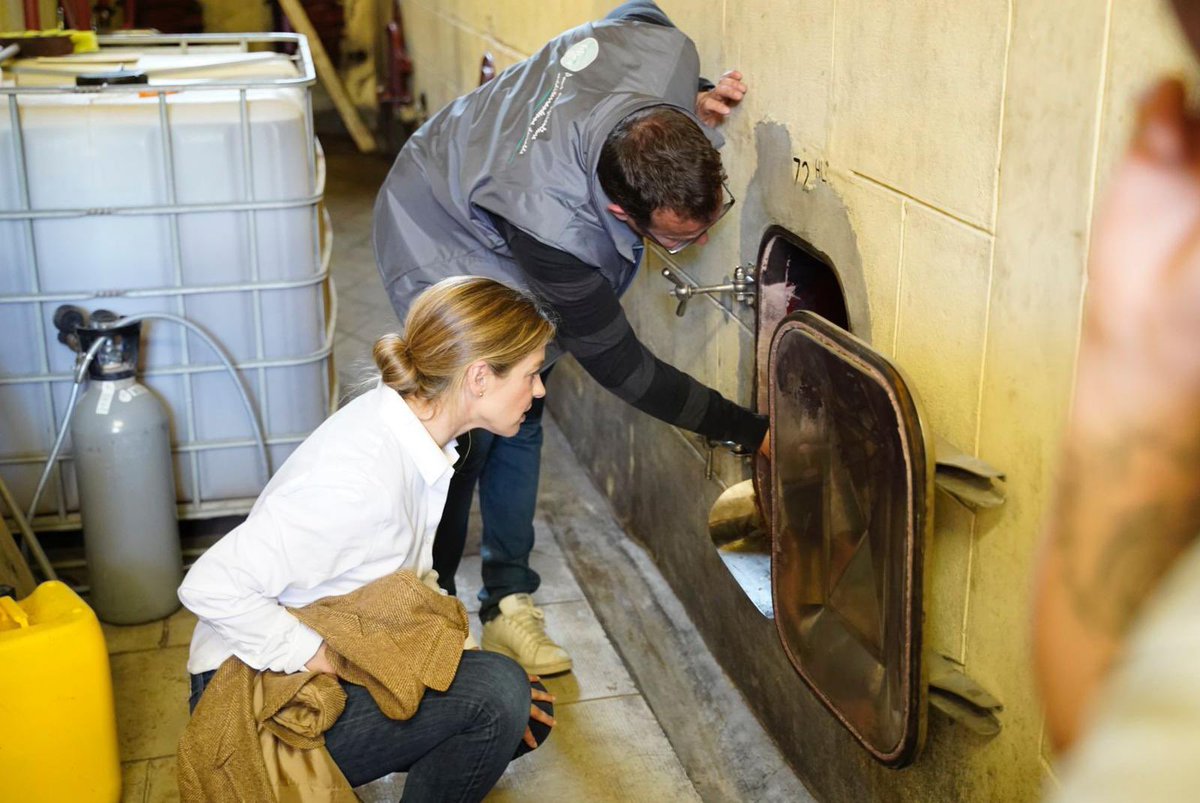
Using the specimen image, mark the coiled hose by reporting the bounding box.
[19,312,272,582]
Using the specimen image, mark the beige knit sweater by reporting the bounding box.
[177,570,469,802]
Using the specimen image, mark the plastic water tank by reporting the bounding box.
[0,36,335,527]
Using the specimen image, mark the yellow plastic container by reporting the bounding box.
[0,582,121,802]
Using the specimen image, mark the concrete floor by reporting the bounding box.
[108,504,698,802]
[102,135,811,802]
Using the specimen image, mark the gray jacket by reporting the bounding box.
[371,3,766,449]
[372,7,720,316]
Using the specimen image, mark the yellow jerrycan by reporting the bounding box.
[0,581,121,802]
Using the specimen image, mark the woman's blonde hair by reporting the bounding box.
[373,277,556,405]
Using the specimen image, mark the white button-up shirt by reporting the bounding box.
[179,383,459,674]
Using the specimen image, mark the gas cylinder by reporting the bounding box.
[70,312,182,624]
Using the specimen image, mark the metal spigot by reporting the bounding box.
[662,264,756,317]
[704,438,755,480]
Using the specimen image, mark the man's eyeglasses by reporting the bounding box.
[643,182,736,255]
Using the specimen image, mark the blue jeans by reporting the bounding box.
[434,369,551,623]
[189,650,547,801]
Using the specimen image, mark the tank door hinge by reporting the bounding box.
[933,436,1006,510]
[927,652,1003,737]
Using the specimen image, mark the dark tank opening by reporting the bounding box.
[755,226,850,418]
[710,227,853,622]
[759,226,849,333]
[752,227,851,536]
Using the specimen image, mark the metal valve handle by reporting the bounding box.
[662,265,756,317]
[703,437,756,479]
[661,268,692,316]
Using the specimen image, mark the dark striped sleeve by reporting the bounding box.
[498,219,767,450]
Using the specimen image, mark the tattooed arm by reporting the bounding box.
[1035,79,1200,752]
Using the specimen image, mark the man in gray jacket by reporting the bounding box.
[373,1,764,675]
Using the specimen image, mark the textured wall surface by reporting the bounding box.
[397,2,1199,800]
[0,0,56,30]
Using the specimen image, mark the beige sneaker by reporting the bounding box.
[481,593,573,675]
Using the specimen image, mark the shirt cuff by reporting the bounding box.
[283,621,325,674]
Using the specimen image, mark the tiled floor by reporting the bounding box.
[106,135,703,802]
[109,511,697,802]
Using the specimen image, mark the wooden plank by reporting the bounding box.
[0,514,36,597]
[278,0,378,154]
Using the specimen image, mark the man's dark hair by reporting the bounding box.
[597,106,725,230]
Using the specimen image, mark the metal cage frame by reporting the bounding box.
[0,33,337,529]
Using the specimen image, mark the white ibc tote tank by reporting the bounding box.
[0,34,336,529]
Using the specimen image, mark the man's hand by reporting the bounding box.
[304,641,337,674]
[524,674,556,749]
[695,70,747,127]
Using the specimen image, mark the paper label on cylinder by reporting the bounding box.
[117,385,146,404]
[96,382,114,415]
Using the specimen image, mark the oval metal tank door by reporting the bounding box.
[767,310,934,767]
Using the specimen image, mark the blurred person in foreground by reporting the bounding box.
[1035,3,1200,799]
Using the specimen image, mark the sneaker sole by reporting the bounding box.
[481,638,574,676]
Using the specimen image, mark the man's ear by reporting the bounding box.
[606,203,630,222]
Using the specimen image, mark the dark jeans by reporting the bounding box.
[188,650,548,801]
[434,368,552,623]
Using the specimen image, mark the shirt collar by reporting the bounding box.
[375,382,459,485]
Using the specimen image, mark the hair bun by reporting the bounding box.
[373,333,418,392]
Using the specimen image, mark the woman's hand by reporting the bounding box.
[524,674,556,749]
[304,641,337,674]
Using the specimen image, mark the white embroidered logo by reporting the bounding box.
[518,70,570,156]
[511,37,599,160]
[559,37,599,72]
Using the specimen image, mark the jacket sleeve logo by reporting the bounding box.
[512,38,599,161]
[559,37,598,72]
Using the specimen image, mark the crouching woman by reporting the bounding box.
[178,277,557,802]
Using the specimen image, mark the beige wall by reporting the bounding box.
[398,1,1199,800]
[196,0,271,34]
[198,0,380,109]
[1,0,60,32]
